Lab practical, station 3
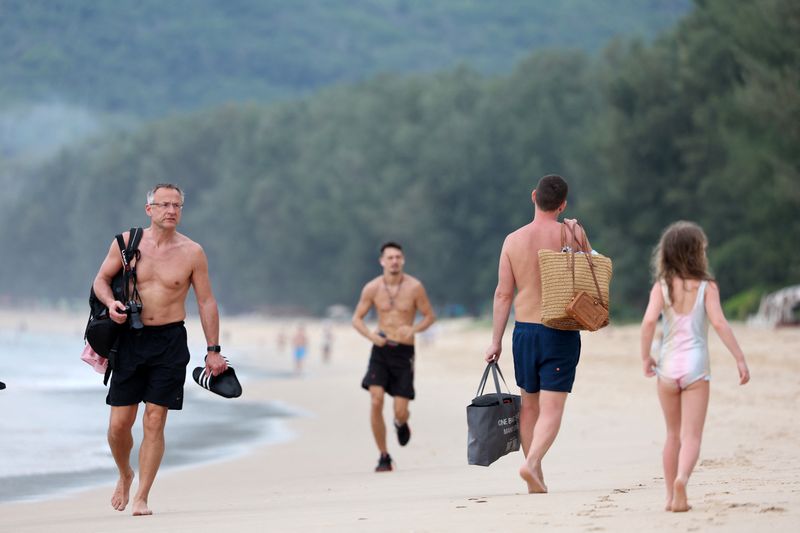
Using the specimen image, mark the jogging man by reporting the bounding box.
[352,242,436,472]
[93,183,227,515]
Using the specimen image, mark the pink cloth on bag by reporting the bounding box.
[81,344,108,374]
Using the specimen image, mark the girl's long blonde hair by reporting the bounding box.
[652,221,715,303]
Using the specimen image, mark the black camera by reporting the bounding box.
[125,301,144,330]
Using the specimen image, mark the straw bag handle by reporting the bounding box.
[563,221,606,307]
[560,222,589,252]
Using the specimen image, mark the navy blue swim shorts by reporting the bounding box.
[512,322,581,393]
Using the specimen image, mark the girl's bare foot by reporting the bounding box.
[671,477,691,512]
[519,462,547,494]
[111,469,134,511]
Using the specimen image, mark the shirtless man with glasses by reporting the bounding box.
[93,183,227,515]
[352,242,436,472]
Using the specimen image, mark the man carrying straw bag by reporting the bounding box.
[484,174,590,494]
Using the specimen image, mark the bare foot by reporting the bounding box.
[519,462,547,494]
[132,498,153,516]
[537,464,547,492]
[111,469,134,511]
[664,498,672,512]
[671,478,691,512]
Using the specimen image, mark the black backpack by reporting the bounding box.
[84,228,143,384]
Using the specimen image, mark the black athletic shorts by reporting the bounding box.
[106,321,191,410]
[361,343,415,399]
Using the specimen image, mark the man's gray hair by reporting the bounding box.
[147,183,185,204]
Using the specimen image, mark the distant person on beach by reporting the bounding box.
[352,241,436,472]
[292,324,308,375]
[321,322,333,363]
[640,221,750,512]
[93,183,227,516]
[484,174,585,494]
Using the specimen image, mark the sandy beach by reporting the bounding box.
[1,309,798,532]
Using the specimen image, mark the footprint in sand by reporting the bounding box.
[726,502,757,509]
[759,506,786,513]
[699,458,725,468]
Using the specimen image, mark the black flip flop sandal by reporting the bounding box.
[192,358,242,398]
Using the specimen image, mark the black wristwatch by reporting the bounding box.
[207,345,222,353]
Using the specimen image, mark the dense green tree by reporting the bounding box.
[593,0,800,317]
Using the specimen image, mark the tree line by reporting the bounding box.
[1,0,796,319]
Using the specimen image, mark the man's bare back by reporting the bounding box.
[501,220,564,324]
[499,218,589,324]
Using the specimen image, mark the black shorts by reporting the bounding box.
[361,343,415,399]
[106,321,191,410]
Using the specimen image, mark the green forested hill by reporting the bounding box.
[0,0,688,115]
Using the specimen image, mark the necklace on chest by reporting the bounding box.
[383,275,404,308]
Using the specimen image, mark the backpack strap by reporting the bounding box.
[127,227,143,261]
[119,228,143,268]
[113,228,143,303]
[125,228,144,303]
[97,228,142,387]
[115,233,127,262]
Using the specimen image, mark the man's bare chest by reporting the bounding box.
[135,254,193,290]
[374,289,416,314]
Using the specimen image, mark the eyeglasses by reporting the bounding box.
[149,202,184,210]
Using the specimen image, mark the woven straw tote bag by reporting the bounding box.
[539,222,612,331]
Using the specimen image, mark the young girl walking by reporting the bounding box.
[640,221,750,512]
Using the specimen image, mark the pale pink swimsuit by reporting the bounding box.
[656,280,710,389]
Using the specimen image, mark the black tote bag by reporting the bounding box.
[467,362,521,466]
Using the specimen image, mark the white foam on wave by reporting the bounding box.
[0,441,110,478]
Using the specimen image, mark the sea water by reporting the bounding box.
[0,328,296,503]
